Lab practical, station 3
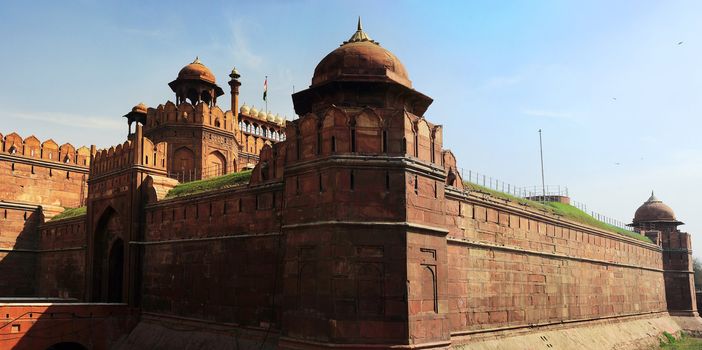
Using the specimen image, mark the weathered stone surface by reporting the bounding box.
[0,22,698,350]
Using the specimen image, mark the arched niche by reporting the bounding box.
[206,150,227,178]
[172,147,195,173]
[91,207,124,302]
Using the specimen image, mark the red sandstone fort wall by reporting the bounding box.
[0,132,90,297]
[0,205,42,296]
[0,132,90,210]
[440,189,666,345]
[37,216,87,300]
[140,183,283,328]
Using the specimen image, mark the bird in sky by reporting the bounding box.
[612,97,617,101]
[678,41,684,45]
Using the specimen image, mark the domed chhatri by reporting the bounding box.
[177,56,217,84]
[632,192,680,224]
[311,17,411,88]
[169,56,224,106]
[240,103,250,115]
[131,102,148,114]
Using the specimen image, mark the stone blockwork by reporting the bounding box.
[442,190,666,346]
[144,101,239,179]
[0,132,90,209]
[37,216,87,300]
[1,303,138,350]
[140,182,283,328]
[0,204,42,296]
[2,22,700,350]
[0,132,91,296]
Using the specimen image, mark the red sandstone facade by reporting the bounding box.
[0,21,699,349]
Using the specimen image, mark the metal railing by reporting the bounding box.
[168,164,234,183]
[460,168,633,232]
[572,200,633,231]
[460,168,568,198]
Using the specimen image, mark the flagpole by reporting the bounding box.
[538,129,546,202]
[265,75,268,114]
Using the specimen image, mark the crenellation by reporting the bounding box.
[0,132,92,167]
[2,21,699,350]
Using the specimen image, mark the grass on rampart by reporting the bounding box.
[165,170,252,199]
[463,181,652,243]
[49,206,87,222]
[659,332,702,349]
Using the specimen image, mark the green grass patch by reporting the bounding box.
[165,170,252,199]
[660,332,702,349]
[50,206,87,222]
[463,181,651,243]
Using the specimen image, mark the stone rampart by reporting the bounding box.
[37,216,87,300]
[0,132,90,210]
[443,188,666,346]
[139,181,283,329]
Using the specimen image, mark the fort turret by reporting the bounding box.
[143,58,239,180]
[279,19,454,347]
[630,192,697,316]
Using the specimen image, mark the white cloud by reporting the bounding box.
[4,111,122,131]
[226,19,263,68]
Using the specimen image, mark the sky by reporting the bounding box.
[1,0,701,257]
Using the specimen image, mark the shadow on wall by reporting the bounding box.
[0,208,42,296]
[0,303,137,350]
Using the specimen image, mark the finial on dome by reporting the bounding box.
[192,56,202,64]
[344,17,379,45]
[230,66,240,79]
[647,191,661,203]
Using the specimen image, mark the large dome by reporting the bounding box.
[177,57,216,84]
[633,192,677,224]
[311,19,411,88]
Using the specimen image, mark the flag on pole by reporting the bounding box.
[263,76,268,102]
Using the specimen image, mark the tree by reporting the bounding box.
[693,257,702,291]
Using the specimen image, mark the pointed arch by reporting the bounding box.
[91,206,124,302]
[172,147,195,180]
[354,108,383,153]
[206,150,227,178]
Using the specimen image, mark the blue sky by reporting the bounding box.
[1,1,701,257]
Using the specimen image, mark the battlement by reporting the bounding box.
[90,126,167,177]
[144,101,235,133]
[0,131,93,167]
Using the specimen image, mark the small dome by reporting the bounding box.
[267,112,276,122]
[633,192,678,224]
[132,102,147,114]
[258,110,267,120]
[177,57,216,84]
[250,106,259,116]
[240,103,250,115]
[311,18,410,88]
[275,113,283,124]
